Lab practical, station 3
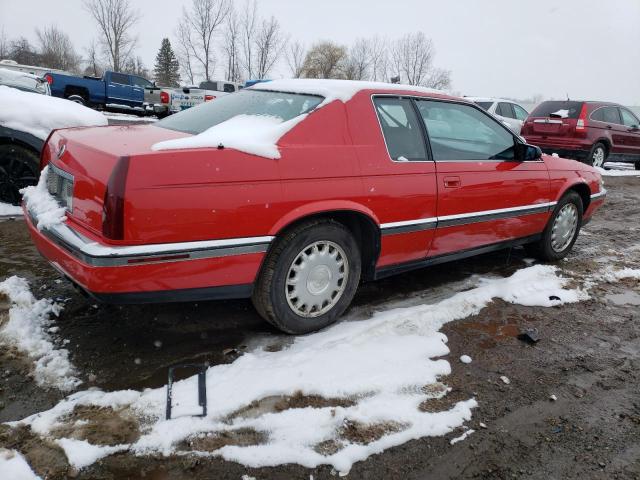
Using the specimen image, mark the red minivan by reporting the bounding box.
[521,100,640,169]
[24,80,606,334]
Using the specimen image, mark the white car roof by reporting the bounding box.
[465,97,520,104]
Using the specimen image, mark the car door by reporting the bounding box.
[106,72,134,106]
[599,106,627,158]
[495,102,520,133]
[130,76,152,106]
[619,107,640,161]
[414,99,551,257]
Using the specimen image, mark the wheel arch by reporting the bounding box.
[562,181,591,212]
[268,204,382,281]
[594,137,611,154]
[64,85,90,102]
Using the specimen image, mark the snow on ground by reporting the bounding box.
[102,112,157,123]
[11,264,589,473]
[597,164,640,177]
[0,449,42,480]
[0,85,107,140]
[0,202,23,217]
[0,276,81,391]
[20,166,66,230]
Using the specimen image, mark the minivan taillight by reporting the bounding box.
[160,91,169,104]
[44,73,53,85]
[102,156,130,240]
[575,103,588,132]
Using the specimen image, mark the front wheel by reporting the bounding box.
[252,219,361,334]
[587,142,607,168]
[0,144,40,205]
[66,94,86,106]
[525,191,583,261]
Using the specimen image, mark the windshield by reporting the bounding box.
[158,89,324,135]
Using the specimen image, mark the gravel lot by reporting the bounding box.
[0,174,639,479]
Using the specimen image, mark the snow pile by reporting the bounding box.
[0,276,81,391]
[0,85,107,140]
[152,78,445,158]
[595,267,640,282]
[20,166,66,230]
[14,264,584,473]
[0,202,23,216]
[596,166,640,177]
[55,439,128,470]
[152,114,304,159]
[0,449,41,480]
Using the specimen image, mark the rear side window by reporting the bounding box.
[223,83,236,93]
[110,72,129,85]
[530,101,583,119]
[416,100,515,161]
[497,102,515,119]
[373,97,427,161]
[601,107,622,124]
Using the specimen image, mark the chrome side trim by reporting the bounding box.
[29,208,274,267]
[380,201,555,236]
[591,189,607,200]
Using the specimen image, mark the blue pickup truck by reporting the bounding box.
[43,70,157,115]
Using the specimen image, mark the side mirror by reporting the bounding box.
[631,124,640,131]
[515,143,542,161]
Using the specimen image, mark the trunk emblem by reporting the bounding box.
[57,144,66,159]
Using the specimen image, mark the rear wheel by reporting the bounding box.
[0,144,40,205]
[525,191,583,261]
[252,219,361,334]
[66,94,87,106]
[587,142,607,168]
[635,161,640,171]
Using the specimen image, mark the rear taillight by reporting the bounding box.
[205,95,215,102]
[160,91,169,104]
[102,156,130,240]
[575,103,588,132]
[44,73,53,85]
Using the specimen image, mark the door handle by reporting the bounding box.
[443,176,461,188]
[606,125,612,129]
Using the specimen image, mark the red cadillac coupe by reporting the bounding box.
[26,79,605,334]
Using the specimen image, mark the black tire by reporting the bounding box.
[525,191,583,261]
[0,144,40,205]
[587,142,607,168]
[66,94,87,106]
[635,161,640,171]
[252,219,361,334]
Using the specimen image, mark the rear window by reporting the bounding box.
[474,101,493,111]
[530,101,583,119]
[157,89,324,135]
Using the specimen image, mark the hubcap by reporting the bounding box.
[285,240,349,318]
[592,147,605,168]
[551,203,578,252]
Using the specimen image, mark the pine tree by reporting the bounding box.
[153,38,180,87]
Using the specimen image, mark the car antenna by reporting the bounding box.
[217,143,224,150]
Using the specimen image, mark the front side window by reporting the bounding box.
[513,104,529,121]
[373,97,427,161]
[157,89,323,135]
[620,108,639,127]
[416,100,516,161]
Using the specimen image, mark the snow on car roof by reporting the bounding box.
[0,67,43,81]
[251,78,448,107]
[0,85,108,140]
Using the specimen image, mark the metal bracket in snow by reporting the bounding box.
[166,363,208,420]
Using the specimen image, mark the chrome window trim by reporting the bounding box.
[589,106,623,126]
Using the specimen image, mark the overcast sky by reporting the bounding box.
[1,0,639,104]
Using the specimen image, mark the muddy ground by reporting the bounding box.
[0,175,639,479]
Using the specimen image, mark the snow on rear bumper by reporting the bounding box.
[25,206,271,303]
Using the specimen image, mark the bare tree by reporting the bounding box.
[175,22,195,85]
[240,0,258,79]
[84,40,104,77]
[389,32,450,88]
[254,16,285,79]
[178,0,231,81]
[342,38,371,80]
[83,0,140,72]
[368,36,388,82]
[36,25,81,73]
[286,41,306,78]
[0,27,9,59]
[122,56,149,78]
[8,37,40,65]
[222,6,242,82]
[301,41,347,79]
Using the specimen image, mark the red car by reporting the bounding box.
[521,100,640,169]
[26,80,606,334]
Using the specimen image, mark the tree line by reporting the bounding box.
[0,0,451,90]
